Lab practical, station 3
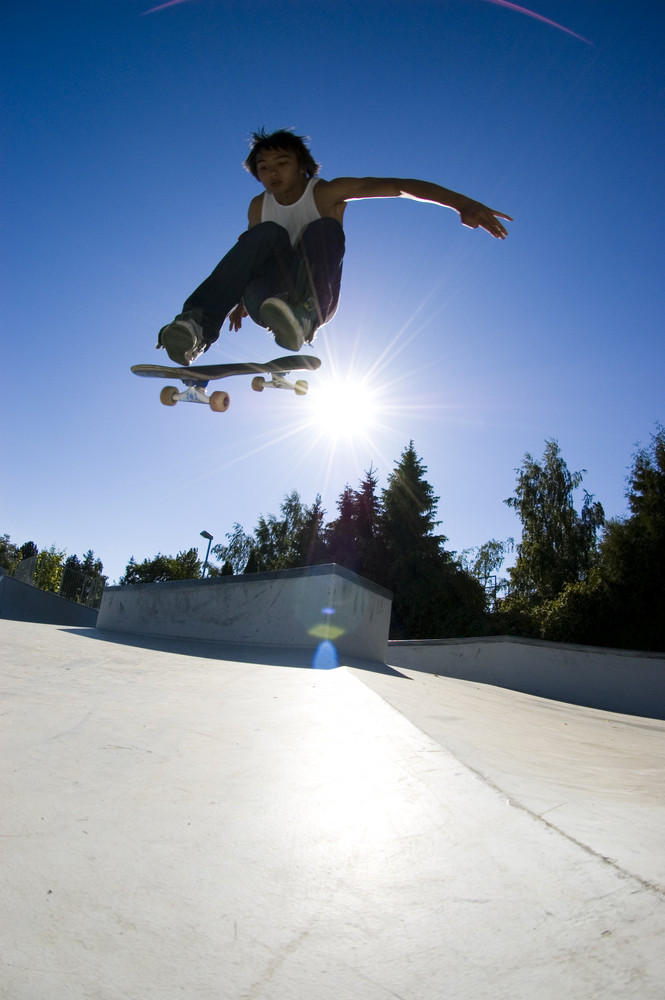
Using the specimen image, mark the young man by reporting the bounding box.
[157,129,512,366]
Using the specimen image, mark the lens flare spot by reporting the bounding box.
[309,623,346,640]
[312,640,340,670]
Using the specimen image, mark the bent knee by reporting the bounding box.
[242,221,290,241]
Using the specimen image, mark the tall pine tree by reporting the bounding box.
[379,442,486,638]
[325,465,382,578]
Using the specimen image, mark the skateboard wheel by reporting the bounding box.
[251,376,266,392]
[160,386,178,406]
[294,380,308,396]
[209,390,230,412]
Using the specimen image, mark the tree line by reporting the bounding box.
[117,442,489,640]
[3,426,663,651]
[0,539,107,602]
[498,428,665,652]
[123,427,665,651]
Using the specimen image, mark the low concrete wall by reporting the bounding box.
[387,635,665,719]
[0,573,98,627]
[98,564,392,662]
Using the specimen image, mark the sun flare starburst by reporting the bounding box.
[306,374,380,442]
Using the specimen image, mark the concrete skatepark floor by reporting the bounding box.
[2,620,664,999]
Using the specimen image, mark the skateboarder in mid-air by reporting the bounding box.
[157,129,512,366]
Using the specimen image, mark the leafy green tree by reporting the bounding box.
[232,491,326,573]
[61,550,107,604]
[80,550,106,581]
[491,592,542,640]
[64,550,106,582]
[35,545,65,593]
[252,490,310,570]
[534,570,614,646]
[120,548,201,584]
[505,440,604,603]
[10,541,40,586]
[460,537,514,607]
[212,523,254,575]
[0,534,20,573]
[495,427,664,651]
[174,549,203,579]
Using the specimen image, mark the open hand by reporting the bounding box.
[228,302,248,331]
[460,200,512,239]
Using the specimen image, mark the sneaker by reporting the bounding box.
[300,297,319,344]
[156,312,207,366]
[259,298,314,352]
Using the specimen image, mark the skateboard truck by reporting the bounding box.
[251,372,309,395]
[160,378,231,412]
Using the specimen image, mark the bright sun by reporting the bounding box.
[307,374,379,440]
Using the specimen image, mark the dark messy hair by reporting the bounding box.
[243,128,321,180]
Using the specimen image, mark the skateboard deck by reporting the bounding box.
[131,354,321,412]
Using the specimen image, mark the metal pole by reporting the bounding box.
[200,531,213,578]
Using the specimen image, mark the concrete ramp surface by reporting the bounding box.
[2,621,664,999]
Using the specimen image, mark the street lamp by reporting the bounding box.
[200,530,213,578]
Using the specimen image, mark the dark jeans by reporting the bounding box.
[183,218,345,344]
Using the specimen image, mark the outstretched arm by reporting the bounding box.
[318,176,512,239]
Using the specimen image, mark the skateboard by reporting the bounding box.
[131,354,321,412]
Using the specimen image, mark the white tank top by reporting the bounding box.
[261,177,322,246]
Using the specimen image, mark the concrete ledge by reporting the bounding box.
[0,573,98,627]
[98,563,392,661]
[387,634,665,719]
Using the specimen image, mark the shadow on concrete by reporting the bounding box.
[60,626,409,678]
[0,573,98,627]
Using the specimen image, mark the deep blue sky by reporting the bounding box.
[3,0,664,584]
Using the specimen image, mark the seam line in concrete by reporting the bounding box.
[346,667,665,901]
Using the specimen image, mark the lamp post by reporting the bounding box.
[200,530,213,578]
